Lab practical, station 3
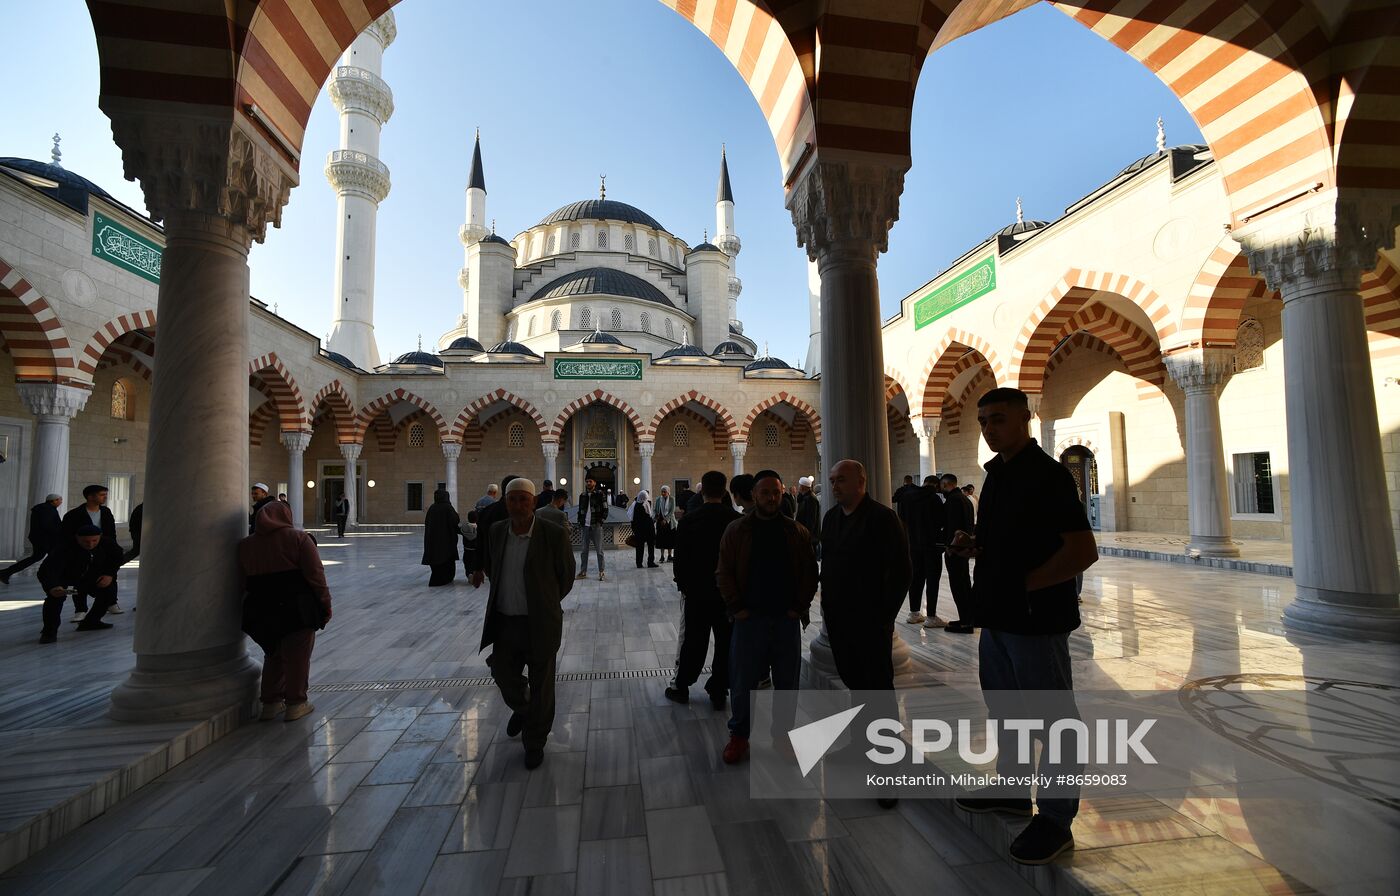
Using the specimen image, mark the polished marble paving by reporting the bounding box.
[0,530,1396,894]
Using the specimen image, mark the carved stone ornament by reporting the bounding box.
[1232,190,1400,294]
[280,430,313,453]
[16,383,91,419]
[441,441,463,460]
[1233,318,1265,373]
[787,158,907,258]
[1163,346,1235,391]
[325,150,392,203]
[339,443,363,461]
[107,110,299,244]
[365,11,397,48]
[327,66,395,125]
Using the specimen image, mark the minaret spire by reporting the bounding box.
[599,174,607,200]
[467,129,486,192]
[717,144,734,204]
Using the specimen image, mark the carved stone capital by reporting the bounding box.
[638,440,656,458]
[909,415,940,440]
[325,150,391,203]
[787,158,907,258]
[441,441,463,461]
[729,440,747,459]
[540,441,560,459]
[365,11,397,48]
[1232,190,1400,295]
[327,66,395,124]
[106,108,298,244]
[1163,347,1235,392]
[280,430,313,453]
[339,443,362,462]
[16,383,90,420]
[1025,392,1042,418]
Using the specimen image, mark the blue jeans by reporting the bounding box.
[579,524,605,573]
[728,614,801,739]
[978,628,1080,826]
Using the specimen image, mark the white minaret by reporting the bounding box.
[803,257,821,376]
[713,147,743,334]
[457,131,488,337]
[324,12,396,369]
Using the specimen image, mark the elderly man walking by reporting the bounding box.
[472,478,576,769]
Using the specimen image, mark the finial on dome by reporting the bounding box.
[1156,116,1166,153]
[682,326,690,345]
[417,334,423,351]
[599,174,607,200]
[703,229,708,243]
[51,133,61,167]
[1015,197,1024,225]
[491,219,496,235]
[763,341,769,358]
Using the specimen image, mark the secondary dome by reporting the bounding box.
[537,199,665,232]
[489,340,540,358]
[744,356,797,373]
[392,350,443,368]
[445,336,485,352]
[1117,144,1210,178]
[711,340,753,358]
[578,329,622,345]
[0,157,113,214]
[530,267,675,308]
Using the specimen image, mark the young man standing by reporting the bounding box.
[667,470,741,709]
[939,473,976,633]
[575,477,609,581]
[949,387,1097,865]
[61,485,120,616]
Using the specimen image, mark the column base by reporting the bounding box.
[1185,536,1241,558]
[109,641,262,722]
[1283,595,1400,643]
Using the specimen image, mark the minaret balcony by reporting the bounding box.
[325,150,392,203]
[327,65,395,123]
[459,223,488,247]
[728,276,743,300]
[716,233,741,256]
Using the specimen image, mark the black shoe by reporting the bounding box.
[75,620,114,631]
[708,691,727,711]
[0,573,10,585]
[664,686,689,705]
[878,798,899,809]
[38,632,56,644]
[945,621,975,634]
[955,794,1032,815]
[1009,815,1074,865]
[524,748,545,770]
[506,712,525,737]
[647,563,659,568]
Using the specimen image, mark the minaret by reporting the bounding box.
[803,258,821,376]
[713,147,743,334]
[324,11,396,370]
[455,130,488,340]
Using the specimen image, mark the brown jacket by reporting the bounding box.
[716,512,818,617]
[237,500,332,612]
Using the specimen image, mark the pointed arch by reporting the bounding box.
[1177,237,1271,347]
[1058,303,1167,392]
[96,331,156,382]
[248,352,308,433]
[310,380,357,444]
[0,259,77,384]
[1361,256,1400,340]
[78,309,158,382]
[354,389,448,444]
[915,329,1005,418]
[740,392,822,443]
[551,390,648,441]
[648,391,739,443]
[248,401,277,448]
[452,389,548,443]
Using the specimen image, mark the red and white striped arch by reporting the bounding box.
[78,310,157,382]
[452,389,548,443]
[248,352,308,433]
[1177,239,1271,348]
[551,390,647,441]
[309,380,357,444]
[915,329,1005,419]
[0,260,77,384]
[95,331,157,382]
[739,392,822,443]
[649,391,739,443]
[1043,331,1119,383]
[1362,256,1400,340]
[248,401,278,448]
[1017,299,1165,397]
[354,388,448,444]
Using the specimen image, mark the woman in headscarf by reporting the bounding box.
[238,500,332,722]
[653,485,677,563]
[460,509,480,583]
[630,489,657,568]
[422,488,461,586]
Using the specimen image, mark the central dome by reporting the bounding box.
[537,199,666,233]
[530,267,676,308]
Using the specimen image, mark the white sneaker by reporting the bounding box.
[107,603,124,615]
[70,611,87,623]
[598,572,607,581]
[905,611,926,624]
[923,616,947,629]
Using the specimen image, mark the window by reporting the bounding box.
[581,307,592,329]
[664,318,674,339]
[111,380,130,419]
[550,309,562,330]
[106,474,132,523]
[508,422,525,447]
[1232,451,1276,515]
[570,232,581,250]
[640,312,651,333]
[597,230,608,249]
[527,316,537,336]
[764,423,780,448]
[611,307,623,330]
[673,423,689,447]
[547,234,556,253]
[406,481,424,512]
[648,238,657,256]
[624,234,634,252]
[408,422,426,448]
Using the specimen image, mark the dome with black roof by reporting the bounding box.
[391,350,443,368]
[688,241,722,254]
[744,356,797,373]
[445,336,485,352]
[529,267,675,308]
[658,343,706,359]
[323,350,360,370]
[711,340,753,358]
[480,233,511,246]
[1117,144,1210,178]
[489,340,541,358]
[579,329,622,345]
[0,157,113,214]
[537,199,666,233]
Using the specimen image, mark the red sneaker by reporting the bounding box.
[722,735,750,765]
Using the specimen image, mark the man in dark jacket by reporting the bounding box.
[62,484,117,541]
[122,503,143,565]
[333,494,350,537]
[716,469,818,764]
[574,477,609,580]
[1,494,63,584]
[36,525,124,642]
[939,473,976,632]
[249,483,275,535]
[666,470,742,709]
[535,480,556,509]
[422,488,460,586]
[475,473,524,576]
[905,475,946,627]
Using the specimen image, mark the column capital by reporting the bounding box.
[909,415,940,440]
[1025,392,1042,418]
[339,443,362,461]
[787,157,907,259]
[280,430,312,453]
[638,440,655,458]
[106,107,299,244]
[1232,190,1400,294]
[1163,346,1235,392]
[729,440,747,458]
[16,383,90,419]
[441,441,463,461]
[540,440,560,459]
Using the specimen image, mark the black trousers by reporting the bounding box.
[335,516,348,537]
[428,562,455,586]
[909,549,944,613]
[42,583,117,635]
[824,606,900,738]
[944,553,973,621]
[673,591,731,696]
[488,613,557,751]
[634,536,654,567]
[1,543,46,578]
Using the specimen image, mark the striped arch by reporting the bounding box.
[248,401,277,448]
[248,352,308,433]
[649,391,739,443]
[369,415,397,453]
[95,331,157,382]
[1361,256,1400,340]
[1012,269,1169,392]
[310,380,357,444]
[790,414,812,451]
[886,405,913,445]
[884,368,913,403]
[78,310,157,382]
[354,389,449,445]
[1054,303,1167,392]
[660,407,729,452]
[1178,238,1270,347]
[0,259,77,384]
[452,389,548,443]
[916,329,1005,418]
[551,390,647,441]
[942,367,997,436]
[1328,3,1400,192]
[1043,332,1119,382]
[739,392,822,443]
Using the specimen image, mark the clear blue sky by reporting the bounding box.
[2,1,1201,368]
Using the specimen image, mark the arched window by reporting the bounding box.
[648,238,657,256]
[546,234,556,253]
[640,312,651,333]
[110,380,130,420]
[570,232,581,250]
[624,234,635,252]
[764,423,780,448]
[550,309,562,331]
[611,307,623,330]
[596,230,608,249]
[673,423,689,447]
[408,422,426,448]
[508,422,525,448]
[664,318,674,339]
[580,307,592,329]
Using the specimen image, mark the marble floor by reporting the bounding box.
[0,531,1396,895]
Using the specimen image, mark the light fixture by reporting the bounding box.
[367,479,377,488]
[306,480,315,488]
[558,477,567,485]
[633,477,641,485]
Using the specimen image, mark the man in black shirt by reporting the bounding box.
[905,475,946,627]
[949,387,1097,865]
[37,525,124,642]
[939,474,976,633]
[535,480,556,510]
[667,470,741,709]
[1,493,62,585]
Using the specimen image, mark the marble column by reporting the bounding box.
[1236,196,1400,641]
[280,431,312,529]
[107,112,298,721]
[911,416,939,481]
[729,440,746,479]
[1026,392,1051,454]
[541,441,559,486]
[789,159,905,505]
[638,440,655,495]
[1163,347,1239,557]
[16,383,91,507]
[442,441,462,510]
[340,443,361,527]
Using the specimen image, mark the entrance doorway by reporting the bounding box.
[585,464,616,496]
[317,460,367,525]
[1059,445,1100,529]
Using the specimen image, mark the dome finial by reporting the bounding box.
[1156,115,1166,153]
[703,229,708,243]
[599,174,607,200]
[417,334,423,351]
[491,218,496,235]
[1015,196,1024,225]
[50,133,62,167]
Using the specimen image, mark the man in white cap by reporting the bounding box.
[249,483,275,534]
[794,475,822,558]
[473,477,576,769]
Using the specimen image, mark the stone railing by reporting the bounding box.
[325,150,391,203]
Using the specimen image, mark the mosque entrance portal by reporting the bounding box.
[1059,445,1100,530]
[586,464,616,496]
